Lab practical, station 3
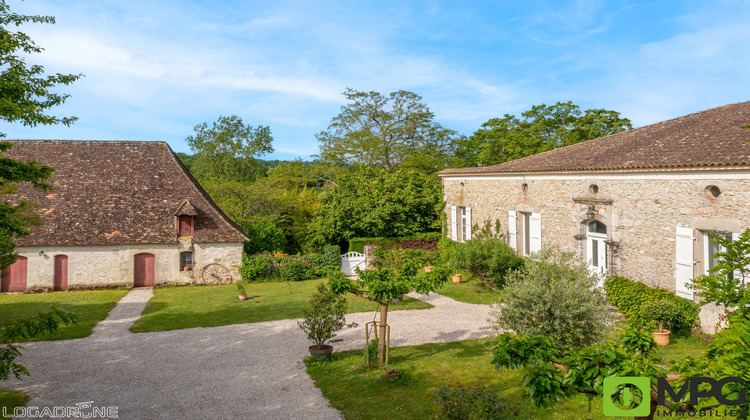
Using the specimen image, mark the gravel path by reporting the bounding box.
[6,288,494,420]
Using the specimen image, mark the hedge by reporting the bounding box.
[604,275,700,336]
[347,232,442,254]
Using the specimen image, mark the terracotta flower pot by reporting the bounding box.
[238,293,248,301]
[424,266,434,273]
[309,344,333,358]
[452,274,462,284]
[274,253,288,257]
[652,329,671,347]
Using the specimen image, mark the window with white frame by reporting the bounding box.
[450,205,472,242]
[521,212,531,256]
[703,231,732,278]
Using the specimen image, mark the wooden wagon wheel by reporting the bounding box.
[201,263,233,284]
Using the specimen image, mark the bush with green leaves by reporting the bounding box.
[371,247,439,271]
[297,283,356,349]
[278,257,314,282]
[434,385,519,419]
[491,248,612,351]
[604,275,699,336]
[239,254,269,282]
[441,237,524,290]
[640,299,680,333]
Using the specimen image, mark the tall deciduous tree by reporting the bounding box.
[307,167,443,249]
[316,89,459,172]
[0,0,81,270]
[186,115,274,183]
[455,102,632,167]
[0,1,81,138]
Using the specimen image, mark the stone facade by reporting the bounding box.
[16,241,243,291]
[442,170,750,333]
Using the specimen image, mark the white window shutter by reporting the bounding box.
[675,226,694,299]
[466,207,472,240]
[530,213,542,253]
[450,206,457,241]
[508,211,517,251]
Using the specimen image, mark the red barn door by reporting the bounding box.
[54,255,68,291]
[1,256,28,292]
[134,253,155,287]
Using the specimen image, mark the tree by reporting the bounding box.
[307,167,443,249]
[0,1,81,270]
[329,264,449,364]
[456,102,632,167]
[0,1,81,138]
[316,89,459,172]
[186,115,274,182]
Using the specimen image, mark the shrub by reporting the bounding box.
[347,232,441,254]
[604,275,699,336]
[442,238,524,290]
[297,283,356,349]
[640,300,681,332]
[239,254,269,282]
[371,247,439,270]
[278,257,313,282]
[491,248,612,351]
[434,385,519,419]
[322,245,341,268]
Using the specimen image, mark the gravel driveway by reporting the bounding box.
[5,288,493,419]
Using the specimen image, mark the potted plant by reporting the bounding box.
[424,266,434,273]
[298,283,357,358]
[640,300,679,346]
[452,273,462,284]
[236,282,248,301]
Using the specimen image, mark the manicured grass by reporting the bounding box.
[436,275,500,305]
[0,289,130,342]
[306,335,715,420]
[0,389,27,416]
[130,279,433,332]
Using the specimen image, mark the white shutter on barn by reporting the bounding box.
[530,212,542,253]
[675,226,695,300]
[450,206,457,241]
[508,211,517,251]
[466,207,472,240]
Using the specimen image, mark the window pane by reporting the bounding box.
[591,239,598,267]
[523,213,531,255]
[588,221,607,234]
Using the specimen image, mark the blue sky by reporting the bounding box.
[3,0,749,160]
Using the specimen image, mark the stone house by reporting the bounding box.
[0,140,247,292]
[438,102,750,332]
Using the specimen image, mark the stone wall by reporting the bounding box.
[16,242,243,290]
[442,170,750,333]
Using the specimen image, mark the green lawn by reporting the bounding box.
[306,335,713,420]
[130,279,433,333]
[436,275,500,305]
[0,389,27,416]
[0,289,130,342]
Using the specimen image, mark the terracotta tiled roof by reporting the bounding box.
[5,140,248,246]
[439,102,750,176]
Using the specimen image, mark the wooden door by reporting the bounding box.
[1,256,28,292]
[134,253,155,287]
[54,255,68,291]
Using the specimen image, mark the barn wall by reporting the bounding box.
[15,242,244,290]
[442,170,750,333]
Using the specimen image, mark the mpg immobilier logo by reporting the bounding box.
[602,376,747,417]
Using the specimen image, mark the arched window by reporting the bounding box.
[588,220,607,234]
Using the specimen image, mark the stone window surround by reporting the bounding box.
[572,198,620,275]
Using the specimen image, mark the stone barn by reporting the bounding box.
[438,102,750,332]
[0,140,247,292]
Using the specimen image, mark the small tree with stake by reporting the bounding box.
[328,263,449,365]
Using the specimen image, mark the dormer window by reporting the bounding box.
[178,215,194,237]
[174,199,198,238]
